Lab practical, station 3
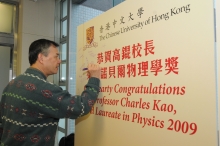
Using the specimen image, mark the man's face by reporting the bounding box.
[42,45,61,76]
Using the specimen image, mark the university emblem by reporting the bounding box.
[86,26,94,44]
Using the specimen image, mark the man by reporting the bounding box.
[0,39,100,146]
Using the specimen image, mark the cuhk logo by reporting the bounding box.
[86,26,94,44]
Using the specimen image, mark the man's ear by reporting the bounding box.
[38,53,44,64]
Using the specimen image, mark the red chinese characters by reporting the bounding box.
[97,40,179,79]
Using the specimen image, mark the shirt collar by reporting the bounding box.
[25,67,47,80]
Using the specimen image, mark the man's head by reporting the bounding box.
[29,39,61,77]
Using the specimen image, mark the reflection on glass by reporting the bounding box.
[0,3,14,33]
[60,63,66,81]
[60,86,66,90]
[57,131,65,144]
[62,0,67,18]
[66,0,125,135]
[113,0,125,6]
[61,43,67,60]
[62,20,67,38]
[59,118,65,129]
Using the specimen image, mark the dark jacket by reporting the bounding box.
[0,68,99,146]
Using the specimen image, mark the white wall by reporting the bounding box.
[0,46,10,96]
[0,3,14,33]
[17,0,55,82]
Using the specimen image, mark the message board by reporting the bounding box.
[75,0,218,145]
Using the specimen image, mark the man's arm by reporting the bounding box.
[57,64,101,118]
[37,64,101,119]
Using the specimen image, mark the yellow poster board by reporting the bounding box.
[217,0,220,144]
[75,0,217,145]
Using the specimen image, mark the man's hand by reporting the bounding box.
[87,64,100,79]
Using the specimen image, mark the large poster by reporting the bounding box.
[75,0,217,145]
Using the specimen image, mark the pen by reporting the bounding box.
[82,68,88,71]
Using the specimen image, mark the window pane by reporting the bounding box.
[59,118,65,129]
[61,43,67,60]
[60,86,66,90]
[68,119,75,133]
[68,0,112,134]
[62,0,67,18]
[57,131,65,144]
[61,20,67,38]
[60,63,66,81]
[113,0,125,6]
[0,3,14,33]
